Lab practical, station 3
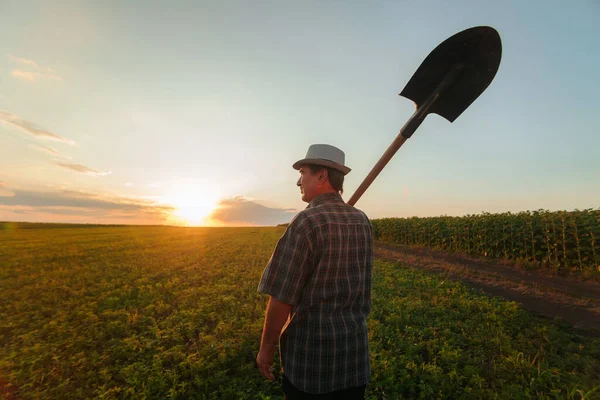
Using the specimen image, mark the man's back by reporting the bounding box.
[258,192,374,394]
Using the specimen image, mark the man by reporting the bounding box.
[256,144,374,399]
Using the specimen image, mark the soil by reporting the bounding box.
[375,241,600,336]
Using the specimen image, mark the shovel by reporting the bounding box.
[347,26,502,207]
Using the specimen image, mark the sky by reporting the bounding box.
[1,0,599,226]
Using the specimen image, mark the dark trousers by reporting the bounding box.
[282,374,367,400]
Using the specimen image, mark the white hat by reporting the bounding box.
[293,144,351,175]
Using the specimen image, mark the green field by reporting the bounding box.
[372,208,600,275]
[1,225,599,399]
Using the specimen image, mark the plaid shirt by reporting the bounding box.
[258,192,373,394]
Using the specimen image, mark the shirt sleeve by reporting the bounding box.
[257,218,313,306]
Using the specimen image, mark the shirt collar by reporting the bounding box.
[306,192,345,208]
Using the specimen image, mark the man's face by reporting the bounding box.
[296,165,323,203]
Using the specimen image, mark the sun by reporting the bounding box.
[172,204,216,226]
[162,184,221,226]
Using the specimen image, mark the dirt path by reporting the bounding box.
[375,241,600,335]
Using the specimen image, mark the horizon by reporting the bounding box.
[2,203,596,228]
[1,1,599,227]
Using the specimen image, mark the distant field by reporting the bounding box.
[373,209,600,275]
[1,225,599,399]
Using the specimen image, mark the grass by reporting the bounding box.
[1,225,599,399]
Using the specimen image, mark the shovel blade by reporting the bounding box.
[399,26,502,122]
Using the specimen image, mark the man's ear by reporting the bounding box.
[318,169,328,183]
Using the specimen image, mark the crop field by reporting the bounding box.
[373,209,600,275]
[1,224,600,399]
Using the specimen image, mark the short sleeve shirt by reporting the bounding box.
[258,192,374,394]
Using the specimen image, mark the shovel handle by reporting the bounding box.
[346,113,423,207]
[347,65,463,207]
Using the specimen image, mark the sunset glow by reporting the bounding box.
[1,2,599,226]
[162,185,222,226]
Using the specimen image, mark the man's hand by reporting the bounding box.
[256,344,276,381]
[256,296,292,381]
[257,296,292,381]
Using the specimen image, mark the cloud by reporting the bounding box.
[11,70,37,81]
[124,182,134,187]
[0,112,110,180]
[30,144,72,159]
[11,70,62,82]
[0,189,297,226]
[8,55,49,71]
[208,196,297,226]
[0,111,76,145]
[0,189,174,215]
[57,162,111,176]
[8,54,62,81]
[0,181,12,197]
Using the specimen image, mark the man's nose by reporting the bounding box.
[296,177,301,186]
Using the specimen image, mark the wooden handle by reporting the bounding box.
[347,66,463,207]
[347,118,417,207]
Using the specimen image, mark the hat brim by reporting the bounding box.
[293,158,351,175]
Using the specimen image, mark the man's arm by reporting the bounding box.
[256,296,292,381]
[255,218,312,380]
[260,296,292,349]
